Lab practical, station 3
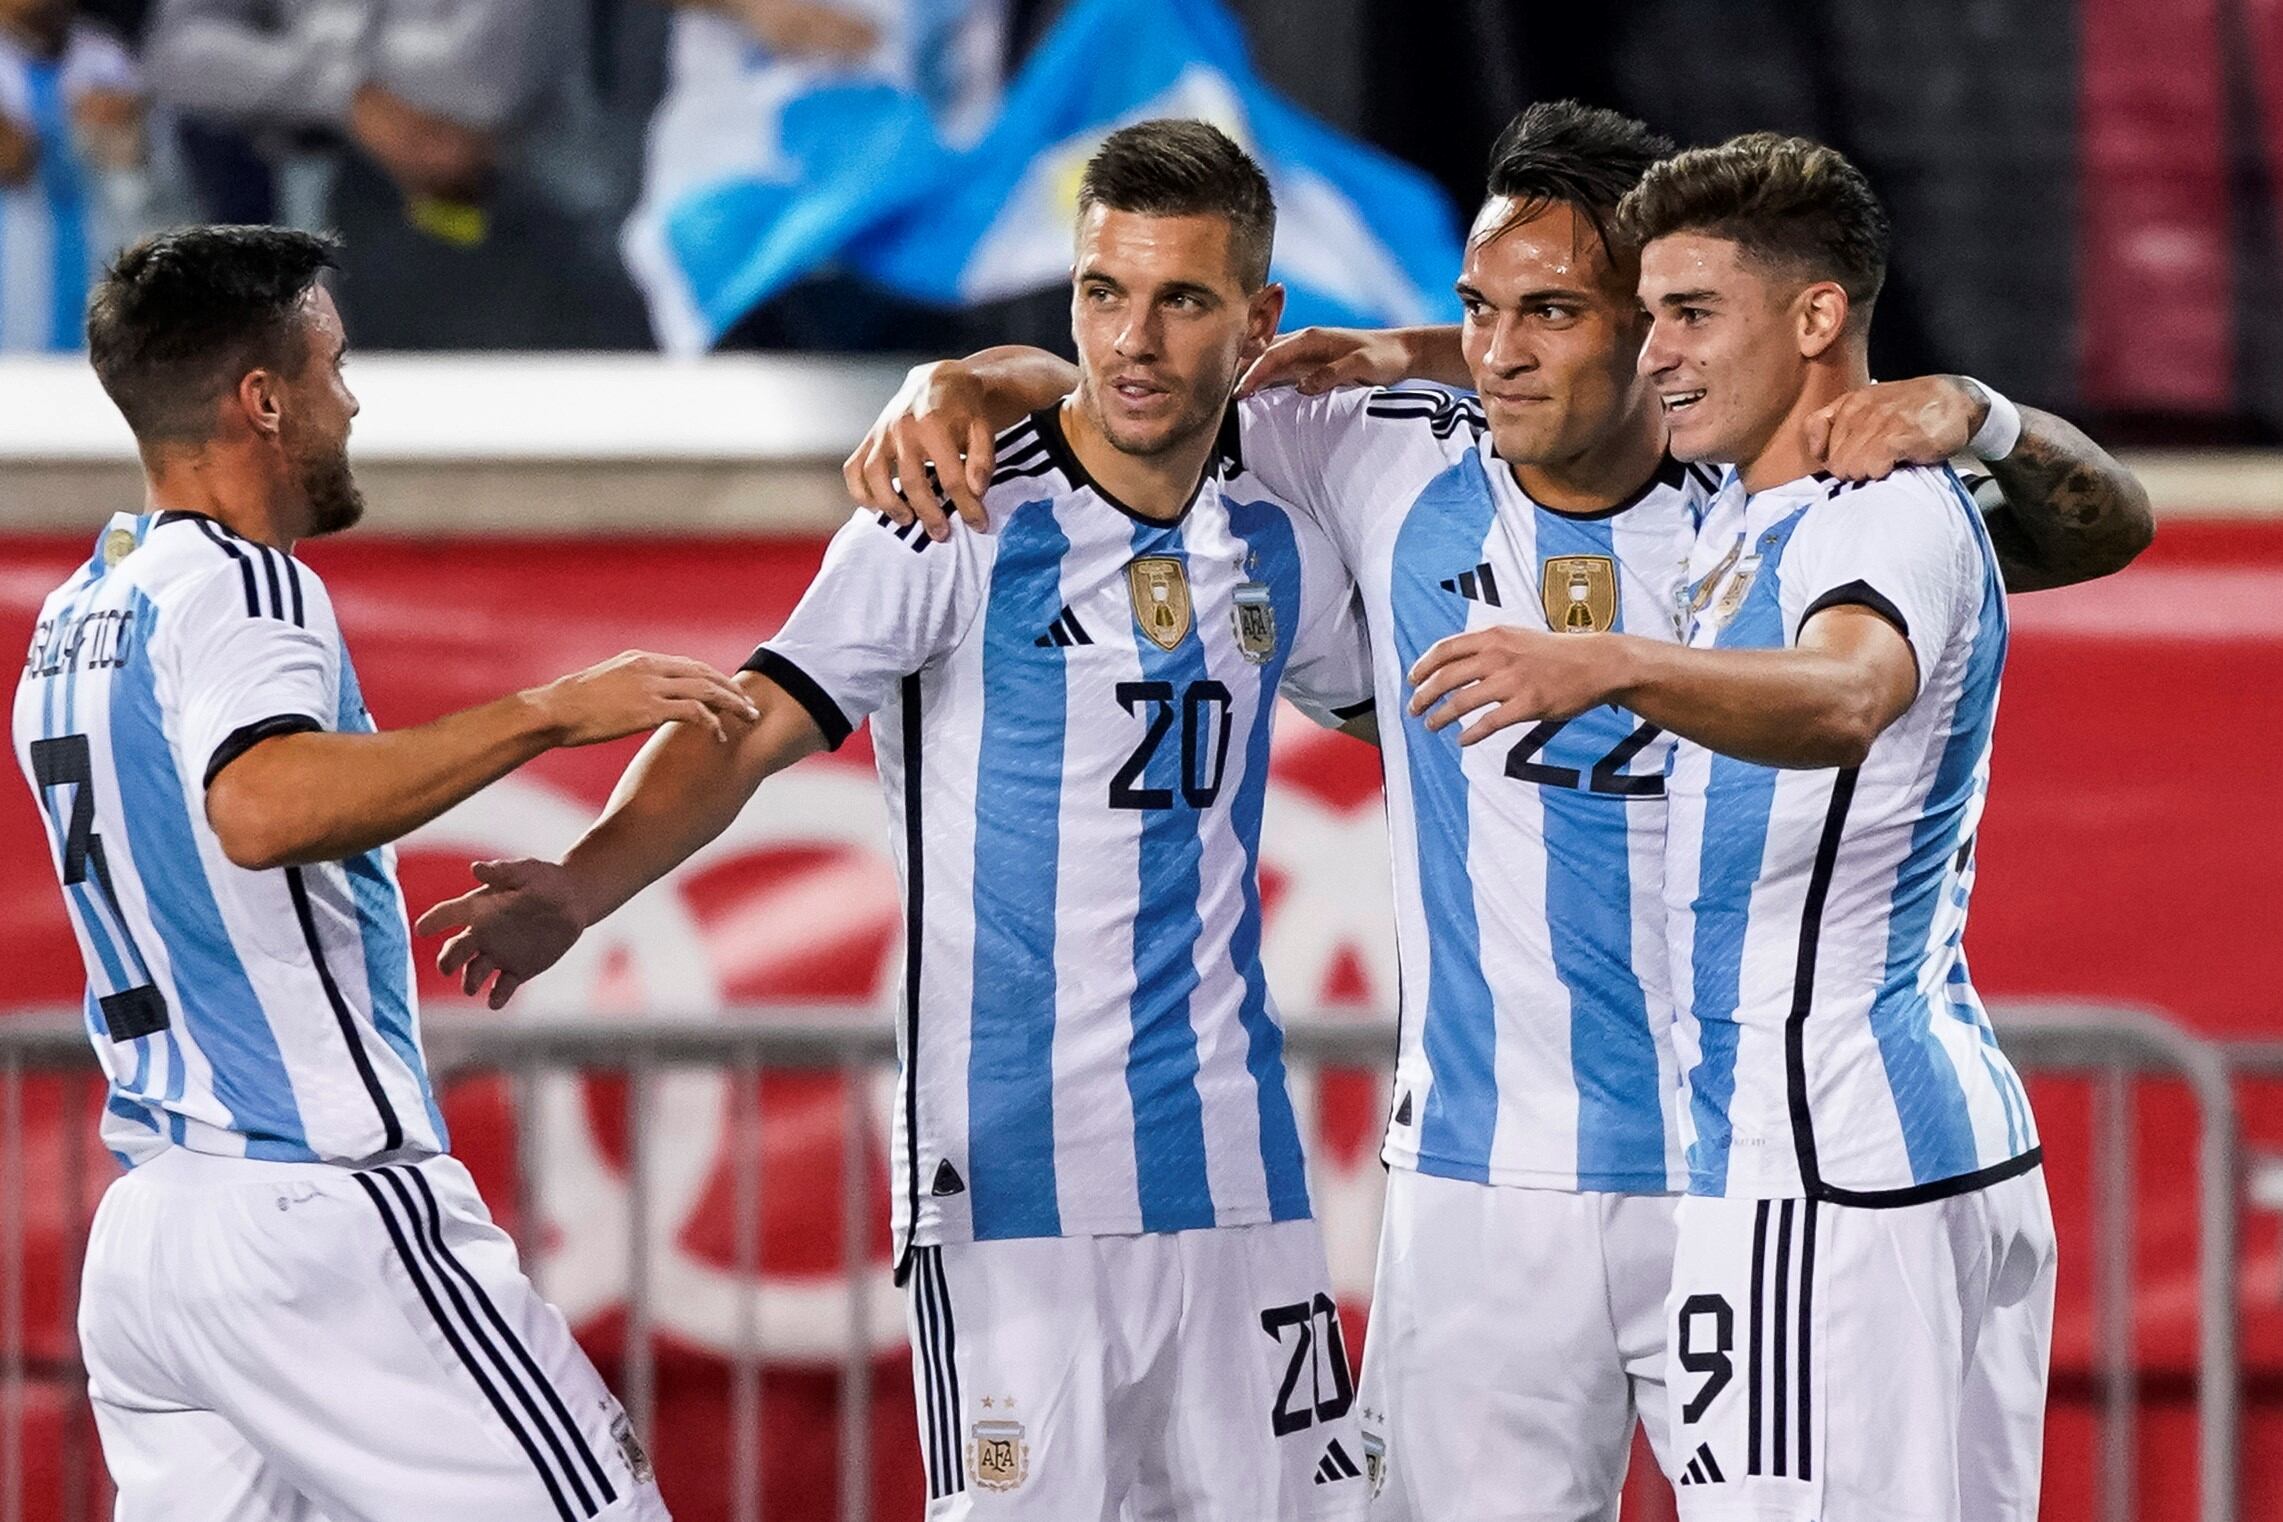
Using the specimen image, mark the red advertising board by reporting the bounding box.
[5,520,2281,1519]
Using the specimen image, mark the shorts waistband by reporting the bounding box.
[132,1144,444,1187]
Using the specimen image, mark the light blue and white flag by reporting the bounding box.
[625,0,1463,354]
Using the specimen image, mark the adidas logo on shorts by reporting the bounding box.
[1313,1437,1363,1486]
[1677,1441,1725,1486]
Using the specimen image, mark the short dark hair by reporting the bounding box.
[86,226,341,445]
[1617,133,1890,327]
[1076,119,1276,290]
[1482,100,1676,257]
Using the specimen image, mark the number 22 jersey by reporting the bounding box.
[752,405,1371,1273]
[1237,385,1710,1194]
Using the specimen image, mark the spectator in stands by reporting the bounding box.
[142,0,658,348]
[0,0,148,350]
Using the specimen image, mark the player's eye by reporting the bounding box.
[1680,307,1711,326]
[1460,296,1489,318]
[1534,304,1579,325]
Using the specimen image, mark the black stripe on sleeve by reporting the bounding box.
[741,647,853,751]
[1747,1199,1768,1476]
[284,557,306,626]
[286,867,405,1153]
[256,544,285,620]
[204,714,323,790]
[893,673,925,1288]
[354,1171,584,1522]
[192,519,260,615]
[1800,579,1909,643]
[400,1166,617,1505]
[1797,1199,1818,1482]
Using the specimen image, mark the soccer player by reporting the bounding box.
[11,227,758,1519]
[844,105,2145,1522]
[1405,133,2062,1521]
[419,122,1374,1521]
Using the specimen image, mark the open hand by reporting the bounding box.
[529,651,759,747]
[415,858,583,1010]
[843,360,997,541]
[1407,627,1630,745]
[1807,375,1988,481]
[1236,326,1416,398]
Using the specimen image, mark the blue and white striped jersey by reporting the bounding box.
[1238,385,1707,1193]
[753,406,1371,1265]
[1665,465,2039,1202]
[12,512,445,1169]
[0,24,135,352]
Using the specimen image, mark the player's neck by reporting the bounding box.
[1057,398,1217,522]
[1508,393,1670,514]
[1738,349,1872,494]
[142,448,301,551]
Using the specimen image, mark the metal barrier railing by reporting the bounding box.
[0,1002,2249,1522]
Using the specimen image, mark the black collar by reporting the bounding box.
[1030,402,1240,529]
[1510,452,1690,521]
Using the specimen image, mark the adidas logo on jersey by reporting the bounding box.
[1676,1442,1726,1486]
[1313,1438,1362,1486]
[1034,607,1093,648]
[1438,562,1503,607]
[931,1160,967,1196]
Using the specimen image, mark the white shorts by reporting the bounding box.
[902,1219,1367,1522]
[80,1148,667,1522]
[1663,1169,2056,1522]
[1357,1169,1678,1522]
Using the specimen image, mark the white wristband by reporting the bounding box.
[1965,380,2023,461]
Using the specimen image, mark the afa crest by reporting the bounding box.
[1127,557,1193,650]
[970,1418,1030,1491]
[1541,555,1618,634]
[1231,581,1278,663]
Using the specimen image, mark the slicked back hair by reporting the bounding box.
[86,226,341,446]
[1075,119,1277,290]
[1481,100,1677,259]
[1617,133,1890,330]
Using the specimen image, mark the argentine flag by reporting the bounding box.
[625,0,1463,354]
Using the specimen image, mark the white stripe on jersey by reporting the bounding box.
[1238,386,1707,1194]
[755,407,1372,1269]
[12,512,444,1166]
[1665,467,2039,1202]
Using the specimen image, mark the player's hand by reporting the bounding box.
[349,85,494,202]
[1807,375,1987,481]
[416,859,582,1010]
[1236,326,1414,398]
[529,651,759,747]
[843,361,997,542]
[1407,627,1628,745]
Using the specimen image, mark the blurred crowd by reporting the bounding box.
[0,0,1014,351]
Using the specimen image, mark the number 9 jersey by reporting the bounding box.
[749,405,1373,1276]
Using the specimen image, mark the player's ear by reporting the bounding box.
[1797,281,1850,360]
[1247,282,1286,352]
[236,368,285,440]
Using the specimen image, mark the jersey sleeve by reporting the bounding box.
[169,563,340,789]
[1276,506,1376,729]
[1237,384,1480,570]
[1781,474,1979,698]
[746,508,991,748]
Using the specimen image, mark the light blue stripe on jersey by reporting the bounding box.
[1533,509,1666,1187]
[1865,478,2007,1181]
[1123,517,1216,1232]
[966,501,1069,1239]
[1390,456,1498,1181]
[25,61,86,352]
[1684,514,1806,1192]
[336,649,447,1145]
[112,591,310,1158]
[1219,498,1313,1222]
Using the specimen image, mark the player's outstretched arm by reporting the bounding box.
[1406,609,1916,770]
[205,650,758,872]
[416,670,828,1009]
[1806,376,2153,591]
[847,347,1078,539]
[1233,325,1468,397]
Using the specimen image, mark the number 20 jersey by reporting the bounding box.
[1237,385,1710,1194]
[752,406,1372,1271]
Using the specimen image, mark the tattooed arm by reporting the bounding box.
[1957,382,2155,592]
